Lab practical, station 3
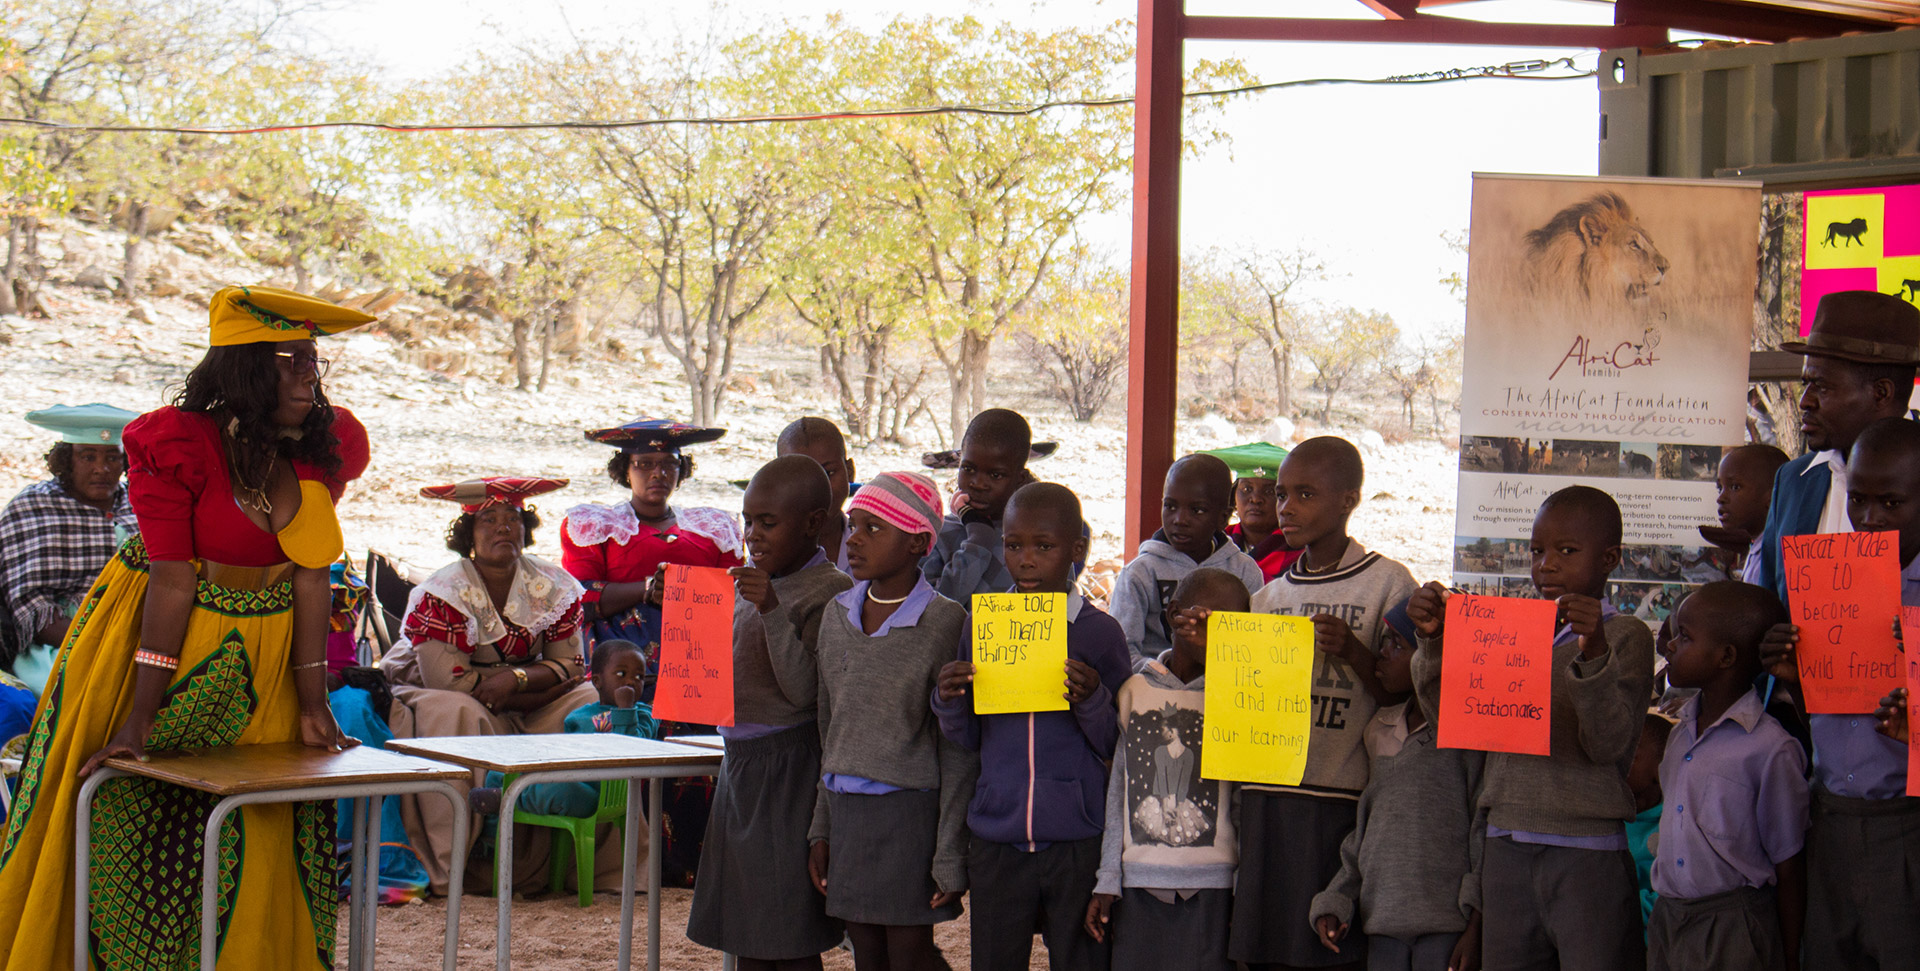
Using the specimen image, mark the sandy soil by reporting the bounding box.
[341,888,1033,970]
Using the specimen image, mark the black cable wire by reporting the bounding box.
[0,57,1591,136]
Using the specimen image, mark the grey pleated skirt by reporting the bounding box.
[686,725,844,959]
[823,787,962,926]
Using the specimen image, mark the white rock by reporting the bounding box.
[1263,416,1296,446]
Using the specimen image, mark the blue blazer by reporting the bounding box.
[1754,452,1830,604]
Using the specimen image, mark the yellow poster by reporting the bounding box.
[971,592,1070,714]
[1200,611,1313,785]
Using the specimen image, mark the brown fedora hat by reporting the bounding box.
[1782,290,1920,365]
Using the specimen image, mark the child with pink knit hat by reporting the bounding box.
[806,472,979,970]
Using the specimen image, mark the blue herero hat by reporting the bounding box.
[583,417,726,454]
[25,403,140,446]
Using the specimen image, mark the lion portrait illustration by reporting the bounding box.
[1521,191,1671,306]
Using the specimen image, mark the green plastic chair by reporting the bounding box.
[500,773,630,907]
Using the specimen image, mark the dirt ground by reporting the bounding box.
[340,889,1046,970]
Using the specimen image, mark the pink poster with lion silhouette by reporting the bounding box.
[1803,185,1920,335]
[1454,175,1760,621]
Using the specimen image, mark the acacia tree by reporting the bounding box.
[543,37,806,424]
[1234,246,1329,417]
[1302,306,1398,422]
[2,0,298,299]
[812,18,1135,443]
[414,58,603,391]
[1018,254,1129,422]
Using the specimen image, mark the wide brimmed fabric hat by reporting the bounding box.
[1201,442,1289,481]
[1781,290,1920,365]
[420,476,569,513]
[920,441,1057,470]
[584,417,726,453]
[25,403,141,445]
[208,285,377,347]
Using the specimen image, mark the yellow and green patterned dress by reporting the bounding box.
[0,406,366,970]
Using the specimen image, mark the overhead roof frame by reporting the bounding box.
[1121,0,1909,552]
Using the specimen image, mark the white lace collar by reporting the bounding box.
[562,500,742,556]
[404,553,583,648]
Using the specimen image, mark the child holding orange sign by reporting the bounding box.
[688,455,854,969]
[932,482,1133,971]
[1407,486,1655,971]
[1774,416,1920,970]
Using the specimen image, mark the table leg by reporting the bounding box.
[496,773,534,971]
[200,796,242,971]
[616,775,642,970]
[349,796,369,971]
[360,796,382,971]
[648,777,664,971]
[71,768,120,971]
[438,783,468,971]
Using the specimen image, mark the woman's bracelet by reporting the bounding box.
[512,666,530,692]
[292,659,328,672]
[133,650,179,672]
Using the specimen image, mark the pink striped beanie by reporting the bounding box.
[849,471,944,537]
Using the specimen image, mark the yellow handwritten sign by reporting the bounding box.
[970,592,1071,714]
[1200,611,1313,785]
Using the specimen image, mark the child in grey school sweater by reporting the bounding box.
[1310,599,1484,971]
[1107,454,1264,661]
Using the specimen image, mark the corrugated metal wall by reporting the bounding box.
[1599,30,1920,188]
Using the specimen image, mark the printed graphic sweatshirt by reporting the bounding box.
[1093,656,1238,895]
[1249,541,1419,798]
[931,594,1134,849]
[1108,531,1265,661]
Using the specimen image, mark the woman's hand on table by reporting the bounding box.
[79,723,150,778]
[298,708,359,752]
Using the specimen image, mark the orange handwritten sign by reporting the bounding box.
[1437,594,1557,756]
[1906,606,1920,799]
[1782,531,1902,714]
[654,564,735,726]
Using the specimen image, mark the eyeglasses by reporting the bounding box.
[274,349,332,377]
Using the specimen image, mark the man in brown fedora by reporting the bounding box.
[1750,288,1920,970]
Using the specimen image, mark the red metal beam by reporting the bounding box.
[1126,0,1184,557]
[1355,0,1420,18]
[1183,14,1670,48]
[1615,0,1896,41]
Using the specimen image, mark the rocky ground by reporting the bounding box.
[0,217,1461,591]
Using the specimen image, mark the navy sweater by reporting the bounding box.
[931,595,1135,849]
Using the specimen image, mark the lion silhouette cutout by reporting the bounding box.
[1522,191,1671,307]
[1824,218,1869,247]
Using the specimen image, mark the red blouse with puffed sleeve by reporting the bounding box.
[124,406,369,567]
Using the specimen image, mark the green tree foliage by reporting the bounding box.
[1302,306,1398,422]
[1018,252,1128,423]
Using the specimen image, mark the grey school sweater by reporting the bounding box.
[1413,612,1655,838]
[1308,666,1486,941]
[1108,531,1264,661]
[731,554,854,728]
[1248,542,1419,798]
[808,582,980,894]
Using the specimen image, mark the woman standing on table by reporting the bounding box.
[378,475,601,893]
[0,286,371,971]
[561,417,741,884]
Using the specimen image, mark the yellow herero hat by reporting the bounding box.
[208,285,377,347]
